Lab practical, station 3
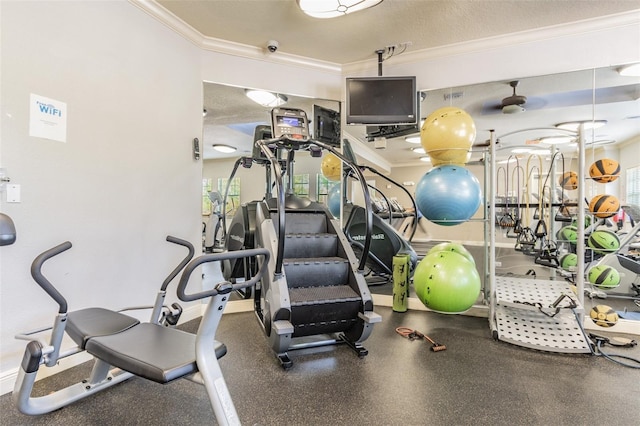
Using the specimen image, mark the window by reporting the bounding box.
[202,178,213,215]
[292,174,309,197]
[626,165,640,206]
[316,174,333,204]
[217,177,241,217]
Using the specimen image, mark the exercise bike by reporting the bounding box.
[13,235,269,425]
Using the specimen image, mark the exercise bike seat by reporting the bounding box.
[66,307,140,349]
[85,322,227,384]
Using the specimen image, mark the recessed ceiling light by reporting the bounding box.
[419,156,430,162]
[245,89,288,107]
[411,147,426,154]
[212,144,237,153]
[405,135,421,144]
[555,120,607,131]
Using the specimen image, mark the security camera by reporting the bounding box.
[267,40,279,53]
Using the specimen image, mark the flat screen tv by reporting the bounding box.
[345,76,417,125]
[313,105,341,147]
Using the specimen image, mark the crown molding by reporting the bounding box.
[130,1,637,77]
[128,0,341,74]
[342,9,640,75]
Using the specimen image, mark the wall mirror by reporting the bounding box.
[202,64,639,306]
[367,64,639,303]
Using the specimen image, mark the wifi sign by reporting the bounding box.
[30,93,67,142]
[37,101,62,117]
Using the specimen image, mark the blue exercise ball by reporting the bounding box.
[415,165,482,226]
[327,184,341,218]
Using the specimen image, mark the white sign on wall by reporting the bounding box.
[29,93,67,142]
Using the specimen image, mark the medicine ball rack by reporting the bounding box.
[487,127,593,354]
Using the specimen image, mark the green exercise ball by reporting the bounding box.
[426,242,475,265]
[413,251,481,314]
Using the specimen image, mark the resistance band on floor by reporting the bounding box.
[395,327,447,352]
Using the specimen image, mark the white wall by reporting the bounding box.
[1,1,639,395]
[0,1,203,389]
[344,11,640,92]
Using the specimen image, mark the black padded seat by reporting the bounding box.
[66,308,140,349]
[85,323,227,384]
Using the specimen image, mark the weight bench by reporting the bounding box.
[13,238,269,426]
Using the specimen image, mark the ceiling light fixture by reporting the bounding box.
[411,147,426,154]
[245,89,288,107]
[405,135,421,144]
[618,63,640,77]
[297,0,383,19]
[555,120,607,131]
[539,135,575,145]
[212,144,237,153]
[502,104,525,114]
[419,156,430,162]
[501,81,527,114]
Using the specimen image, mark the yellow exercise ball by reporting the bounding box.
[429,149,472,166]
[421,107,476,165]
[321,152,342,181]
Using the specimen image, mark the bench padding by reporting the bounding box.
[85,322,227,384]
[67,308,140,349]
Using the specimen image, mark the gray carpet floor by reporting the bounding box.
[2,305,639,426]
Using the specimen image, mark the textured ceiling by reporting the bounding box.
[153,1,640,164]
[157,0,639,65]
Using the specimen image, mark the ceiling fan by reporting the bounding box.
[501,80,527,114]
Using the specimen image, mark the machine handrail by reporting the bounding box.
[160,236,195,291]
[177,248,270,302]
[313,139,373,273]
[257,137,374,273]
[366,184,393,225]
[256,138,288,275]
[221,156,249,243]
[30,241,72,314]
[359,165,419,241]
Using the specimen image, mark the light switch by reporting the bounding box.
[7,184,20,202]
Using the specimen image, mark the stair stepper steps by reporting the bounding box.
[278,212,362,337]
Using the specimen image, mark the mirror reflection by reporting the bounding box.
[202,64,639,317]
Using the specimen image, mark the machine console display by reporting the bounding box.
[271,108,310,141]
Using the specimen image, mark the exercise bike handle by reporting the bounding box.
[161,236,195,291]
[177,248,270,302]
[30,241,72,314]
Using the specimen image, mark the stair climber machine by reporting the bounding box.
[339,140,418,284]
[249,107,382,368]
[220,124,284,299]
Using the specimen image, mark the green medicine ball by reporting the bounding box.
[559,253,578,270]
[587,230,620,254]
[556,226,578,243]
[588,265,620,289]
